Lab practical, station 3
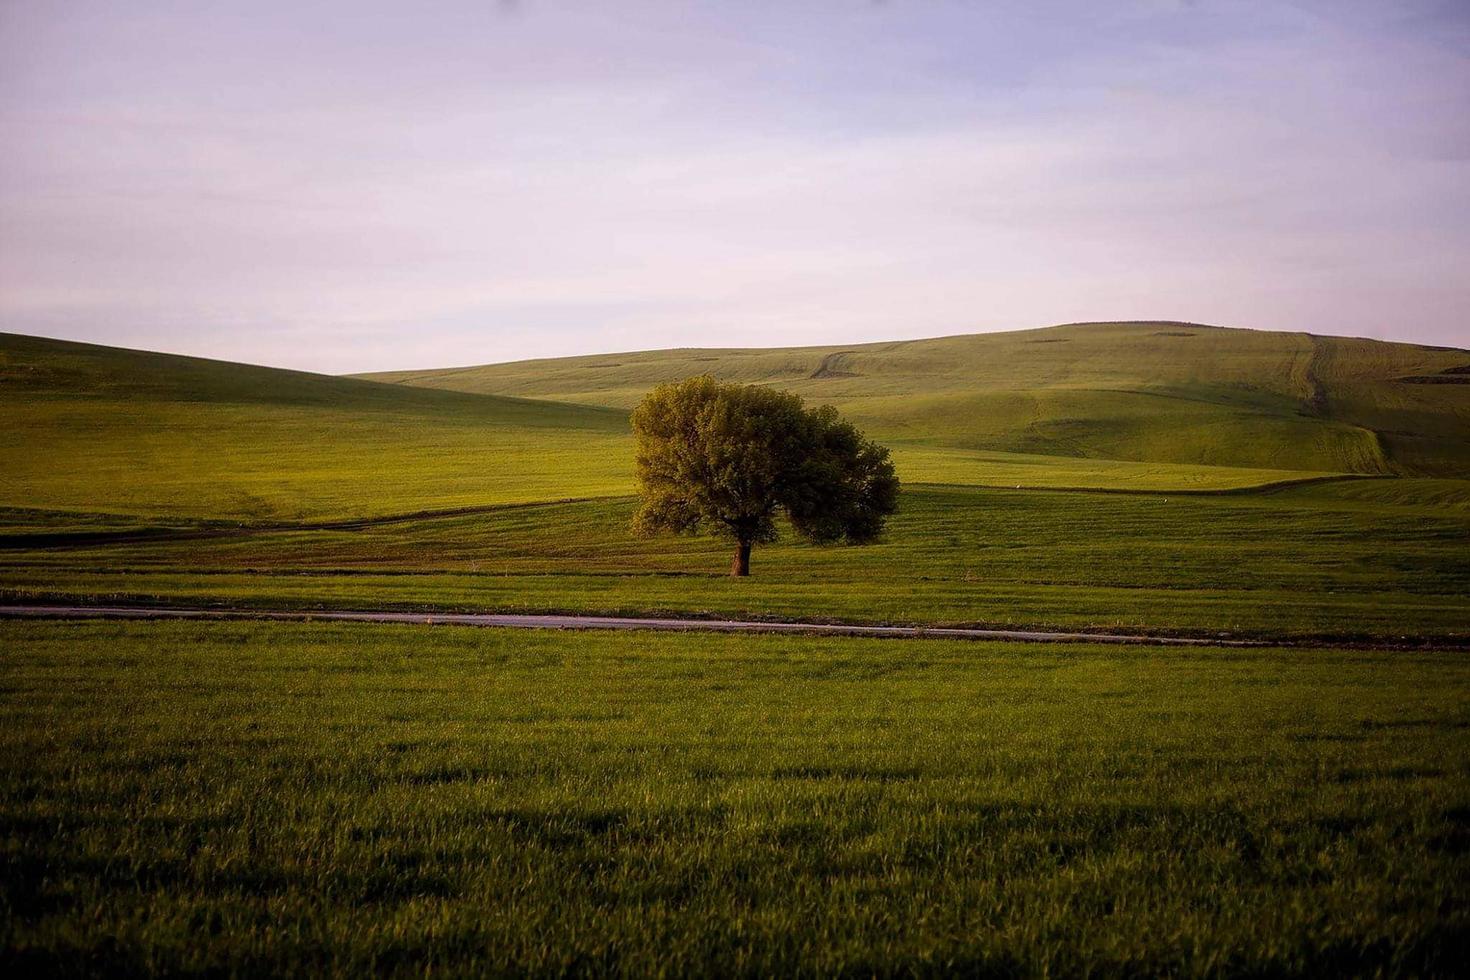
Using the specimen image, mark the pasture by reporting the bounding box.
[2,333,1346,523]
[0,332,632,520]
[2,620,1467,975]
[363,321,1470,477]
[4,329,1468,642]
[3,324,1468,974]
[4,481,1469,640]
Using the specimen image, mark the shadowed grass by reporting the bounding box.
[1,621,1467,975]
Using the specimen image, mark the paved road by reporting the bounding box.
[0,604,1261,646]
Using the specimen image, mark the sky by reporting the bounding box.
[1,0,1467,374]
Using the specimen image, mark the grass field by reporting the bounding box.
[4,325,1469,972]
[4,327,1468,641]
[362,321,1470,478]
[3,621,1467,975]
[3,332,1343,523]
[4,481,1468,640]
[0,332,633,521]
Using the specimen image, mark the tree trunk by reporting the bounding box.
[731,540,752,577]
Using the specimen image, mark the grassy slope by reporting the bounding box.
[3,621,1466,974]
[5,329,1467,973]
[0,332,1336,524]
[362,321,1470,477]
[0,332,632,520]
[2,328,1468,638]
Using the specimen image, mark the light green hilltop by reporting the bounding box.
[360,321,1470,478]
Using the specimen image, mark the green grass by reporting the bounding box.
[362,320,1470,477]
[0,332,632,520]
[4,325,1468,973]
[3,329,1467,641]
[5,481,1467,640]
[887,446,1332,492]
[2,332,1338,523]
[2,620,1467,975]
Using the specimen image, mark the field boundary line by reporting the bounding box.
[0,497,625,550]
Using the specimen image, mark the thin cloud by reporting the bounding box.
[1,0,1466,372]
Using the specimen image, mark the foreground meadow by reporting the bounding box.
[2,620,1467,975]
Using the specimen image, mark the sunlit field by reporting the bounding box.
[363,322,1470,477]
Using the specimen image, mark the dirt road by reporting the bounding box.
[0,604,1262,646]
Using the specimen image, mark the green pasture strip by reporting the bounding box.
[3,483,1466,640]
[1273,477,1470,515]
[2,621,1466,975]
[860,387,1381,474]
[0,400,635,521]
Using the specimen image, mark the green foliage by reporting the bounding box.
[2,621,1467,974]
[784,404,900,545]
[630,377,898,572]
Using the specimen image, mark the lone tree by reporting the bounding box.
[631,376,899,576]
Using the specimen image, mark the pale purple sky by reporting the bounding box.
[2,0,1467,372]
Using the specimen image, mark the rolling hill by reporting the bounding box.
[1,328,1362,526]
[2,326,1467,638]
[361,321,1470,478]
[0,332,632,521]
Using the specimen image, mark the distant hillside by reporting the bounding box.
[0,332,626,425]
[0,333,631,520]
[6,325,1465,525]
[359,322,1470,477]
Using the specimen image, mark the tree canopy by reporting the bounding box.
[630,376,899,575]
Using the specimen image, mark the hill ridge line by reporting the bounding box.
[350,320,1470,378]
